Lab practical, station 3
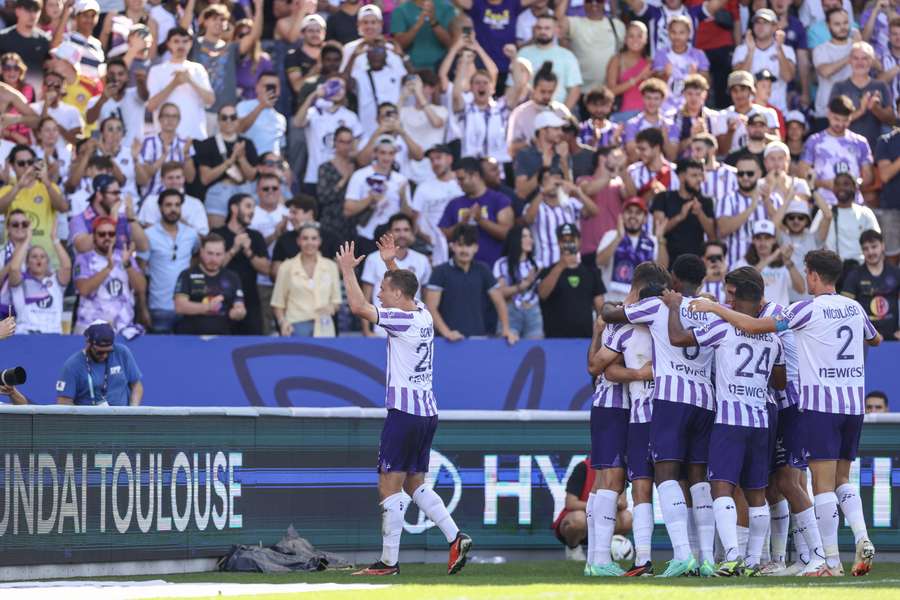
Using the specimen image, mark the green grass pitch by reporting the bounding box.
[137,560,900,599]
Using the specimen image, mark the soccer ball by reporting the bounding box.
[611,534,635,562]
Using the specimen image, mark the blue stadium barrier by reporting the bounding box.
[4,335,898,409]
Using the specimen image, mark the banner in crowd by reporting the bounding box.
[1,336,898,410]
[0,408,898,566]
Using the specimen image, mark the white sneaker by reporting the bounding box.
[759,561,787,576]
[566,545,586,561]
[851,539,874,576]
[799,558,827,576]
[775,561,807,576]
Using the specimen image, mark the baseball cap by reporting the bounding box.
[374,135,397,149]
[784,110,806,126]
[763,140,790,158]
[92,173,116,193]
[534,110,566,130]
[85,321,115,347]
[752,219,776,237]
[14,0,41,10]
[753,8,777,23]
[784,200,811,219]
[425,143,453,157]
[623,197,648,213]
[358,5,383,20]
[74,0,100,14]
[556,222,579,239]
[747,111,768,125]
[302,14,326,30]
[727,70,756,93]
[755,68,776,82]
[50,42,83,70]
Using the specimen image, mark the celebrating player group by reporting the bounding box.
[589,249,882,578]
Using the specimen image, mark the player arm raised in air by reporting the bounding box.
[375,232,400,271]
[663,290,697,347]
[336,242,379,324]
[687,297,778,335]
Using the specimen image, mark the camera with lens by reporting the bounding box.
[561,242,579,256]
[0,367,26,387]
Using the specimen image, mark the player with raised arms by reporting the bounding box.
[600,261,672,576]
[665,267,786,576]
[337,235,472,577]
[688,249,882,576]
[601,255,717,577]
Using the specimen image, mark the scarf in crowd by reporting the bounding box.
[610,231,656,291]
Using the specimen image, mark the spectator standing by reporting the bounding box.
[652,16,711,115]
[85,58,148,148]
[398,71,448,184]
[356,101,425,181]
[513,110,568,202]
[317,125,358,246]
[716,153,776,266]
[690,132,738,206]
[577,86,619,150]
[536,222,605,338]
[390,0,454,70]
[515,0,551,46]
[361,215,432,337]
[137,188,200,333]
[0,144,66,259]
[523,166,597,268]
[346,37,409,139]
[146,27,215,140]
[212,194,271,335]
[578,147,626,265]
[622,78,671,160]
[689,0,740,108]
[294,75,362,192]
[861,0,900,58]
[281,10,323,75]
[842,229,900,340]
[457,0,525,79]
[812,8,857,121]
[801,95,875,205]
[517,14,582,109]
[719,70,780,155]
[665,75,727,161]
[0,52,36,145]
[271,222,341,337]
[327,0,362,45]
[0,209,31,316]
[425,224,516,342]
[772,196,829,300]
[69,173,148,254]
[558,0,625,92]
[340,5,406,73]
[56,321,142,406]
[271,195,340,273]
[411,144,462,266]
[506,61,573,157]
[875,126,900,265]
[623,127,678,202]
[595,197,665,304]
[625,0,691,56]
[806,0,859,50]
[650,158,716,264]
[7,223,70,334]
[135,102,196,199]
[811,171,880,265]
[173,232,247,335]
[831,41,895,146]
[701,239,728,302]
[73,216,146,334]
[250,174,290,335]
[194,104,259,228]
[0,0,51,84]
[343,136,413,255]
[237,72,287,156]
[440,156,513,266]
[605,20,651,118]
[493,224,542,339]
[732,8,796,112]
[733,219,804,307]
[235,18,274,101]
[189,0,264,133]
[31,71,83,144]
[137,162,209,235]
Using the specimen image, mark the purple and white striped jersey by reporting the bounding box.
[592,324,629,409]
[693,315,784,428]
[623,112,674,144]
[624,296,716,411]
[577,118,618,149]
[775,294,878,415]
[800,129,873,205]
[701,279,726,303]
[529,195,583,268]
[379,305,438,417]
[626,160,680,196]
[701,164,738,204]
[609,323,655,424]
[761,301,799,410]
[715,190,782,267]
[138,134,194,198]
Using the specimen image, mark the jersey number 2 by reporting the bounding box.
[836,325,854,361]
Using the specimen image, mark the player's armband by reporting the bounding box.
[774,316,790,332]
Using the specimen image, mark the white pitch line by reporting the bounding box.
[0,580,391,599]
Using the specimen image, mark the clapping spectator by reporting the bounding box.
[73,216,147,334]
[137,162,209,234]
[391,0,453,70]
[194,104,259,228]
[650,158,716,264]
[343,136,413,255]
[135,102,196,199]
[536,222,605,338]
[425,224,516,343]
[842,229,900,340]
[146,27,215,140]
[6,221,70,333]
[31,71,82,144]
[271,195,339,273]
[732,8,796,112]
[237,72,288,156]
[773,196,829,301]
[494,225,542,339]
[652,16,711,116]
[832,42,894,149]
[96,115,139,199]
[271,222,341,337]
[69,173,148,254]
[173,233,247,334]
[732,219,804,306]
[212,193,271,334]
[136,189,200,333]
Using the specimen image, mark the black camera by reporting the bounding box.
[0,367,26,387]
[561,242,579,255]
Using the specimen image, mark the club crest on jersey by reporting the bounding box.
[567,275,580,288]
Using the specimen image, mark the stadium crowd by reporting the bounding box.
[0,0,897,341]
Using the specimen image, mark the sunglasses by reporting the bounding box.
[382,110,398,118]
[8,221,29,229]
[172,243,178,261]
[219,113,238,121]
[2,64,20,71]
[736,170,757,177]
[705,254,724,263]
[15,159,34,167]
[786,214,808,221]
[260,186,279,192]
[95,230,116,239]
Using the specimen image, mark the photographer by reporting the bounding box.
[537,223,606,338]
[57,321,143,407]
